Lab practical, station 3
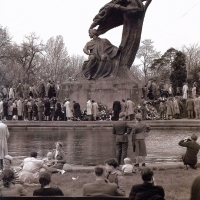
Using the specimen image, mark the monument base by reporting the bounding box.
[59,75,142,109]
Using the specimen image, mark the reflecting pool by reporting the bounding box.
[8,129,200,166]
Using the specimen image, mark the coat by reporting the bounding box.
[186,98,194,111]
[86,100,92,115]
[129,182,165,200]
[83,180,118,197]
[166,100,174,116]
[113,120,132,143]
[64,101,73,118]
[92,102,98,117]
[179,139,200,166]
[0,121,9,159]
[126,100,135,115]
[17,100,23,116]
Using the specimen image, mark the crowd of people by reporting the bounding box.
[1,79,199,122]
[0,113,200,198]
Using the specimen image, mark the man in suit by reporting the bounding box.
[126,98,135,121]
[186,95,194,119]
[113,112,132,165]
[112,100,121,121]
[83,165,118,197]
[129,167,165,200]
[179,134,200,169]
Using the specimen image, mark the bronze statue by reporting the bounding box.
[81,0,152,80]
[82,29,119,80]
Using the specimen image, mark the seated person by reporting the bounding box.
[19,151,47,185]
[105,158,125,196]
[121,158,134,175]
[129,167,165,200]
[43,152,54,167]
[0,155,20,185]
[190,176,200,200]
[51,142,66,170]
[83,165,118,197]
[178,134,200,169]
[0,169,27,196]
[33,171,64,196]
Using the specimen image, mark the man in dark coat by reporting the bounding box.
[113,112,131,165]
[73,101,82,121]
[179,134,200,169]
[83,165,119,197]
[129,167,165,200]
[38,80,46,98]
[186,96,194,119]
[112,101,121,121]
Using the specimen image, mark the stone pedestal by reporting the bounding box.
[59,76,142,109]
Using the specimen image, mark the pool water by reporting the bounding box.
[8,129,200,166]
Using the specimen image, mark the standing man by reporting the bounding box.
[56,81,60,100]
[86,98,92,121]
[0,121,10,170]
[179,134,200,169]
[186,96,194,119]
[37,98,44,121]
[126,98,135,121]
[112,100,121,121]
[38,79,46,98]
[64,99,73,121]
[73,101,82,121]
[17,97,23,120]
[23,82,30,99]
[92,100,98,121]
[182,82,189,102]
[113,112,131,165]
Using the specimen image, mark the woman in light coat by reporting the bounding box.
[0,121,9,170]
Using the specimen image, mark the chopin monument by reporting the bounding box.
[60,0,152,108]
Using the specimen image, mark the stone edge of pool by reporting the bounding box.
[3,119,200,130]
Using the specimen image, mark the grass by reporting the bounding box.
[23,168,199,200]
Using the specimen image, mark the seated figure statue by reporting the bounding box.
[82,29,119,80]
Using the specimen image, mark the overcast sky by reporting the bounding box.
[0,0,200,57]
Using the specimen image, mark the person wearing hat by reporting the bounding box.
[179,134,200,169]
[112,112,132,165]
[131,113,151,168]
[1,155,20,184]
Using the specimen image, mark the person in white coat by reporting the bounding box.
[17,97,23,120]
[0,121,10,170]
[0,98,3,120]
[183,83,189,101]
[87,98,92,121]
[64,99,73,121]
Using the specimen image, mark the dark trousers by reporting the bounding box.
[113,110,120,121]
[116,142,128,165]
[188,110,194,119]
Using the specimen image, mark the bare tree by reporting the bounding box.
[182,43,200,79]
[136,39,160,83]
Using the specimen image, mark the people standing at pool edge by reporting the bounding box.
[112,112,132,165]
[131,113,151,167]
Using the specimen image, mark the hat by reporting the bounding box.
[119,112,125,118]
[4,155,13,164]
[191,134,198,141]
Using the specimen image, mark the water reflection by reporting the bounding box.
[8,129,200,166]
